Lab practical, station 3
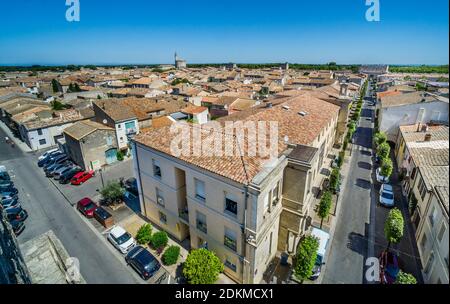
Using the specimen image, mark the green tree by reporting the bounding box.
[377,142,391,160]
[380,158,393,179]
[100,181,125,205]
[337,151,345,168]
[51,79,61,93]
[374,132,387,146]
[162,245,180,265]
[183,248,224,284]
[318,191,332,228]
[395,271,417,284]
[135,224,152,245]
[384,208,404,249]
[50,100,65,111]
[150,231,169,250]
[116,150,124,161]
[329,168,340,193]
[294,236,320,282]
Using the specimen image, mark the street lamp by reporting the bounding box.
[99,168,105,189]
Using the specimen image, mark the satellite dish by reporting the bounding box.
[102,119,107,124]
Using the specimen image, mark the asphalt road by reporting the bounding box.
[0,128,140,284]
[321,92,375,284]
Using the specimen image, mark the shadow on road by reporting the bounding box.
[358,161,372,171]
[355,178,371,189]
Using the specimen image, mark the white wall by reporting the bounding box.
[115,119,139,149]
[24,123,74,151]
[380,101,449,142]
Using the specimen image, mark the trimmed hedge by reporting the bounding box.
[150,231,169,249]
[135,224,152,245]
[162,245,180,266]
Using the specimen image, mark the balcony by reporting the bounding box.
[125,128,137,135]
[178,208,189,222]
[196,221,207,234]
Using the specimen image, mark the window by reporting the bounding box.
[272,183,279,205]
[418,177,427,201]
[224,227,237,251]
[195,178,205,201]
[438,222,446,242]
[224,257,237,272]
[263,194,269,214]
[106,136,113,146]
[225,193,238,216]
[420,234,428,252]
[117,123,122,129]
[39,139,46,145]
[196,211,207,234]
[156,188,164,207]
[159,211,167,224]
[424,252,435,274]
[411,167,417,180]
[37,128,43,135]
[152,159,161,178]
[429,206,437,227]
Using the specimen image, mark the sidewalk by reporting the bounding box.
[0,120,32,153]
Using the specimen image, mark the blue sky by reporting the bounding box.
[0,0,448,65]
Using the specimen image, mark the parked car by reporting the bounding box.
[125,245,161,280]
[379,184,395,207]
[46,161,72,178]
[59,167,83,184]
[1,185,18,196]
[71,170,95,185]
[10,219,25,236]
[38,151,63,167]
[107,226,136,254]
[1,196,20,210]
[376,167,390,184]
[0,171,11,181]
[38,148,59,161]
[53,164,76,180]
[5,207,28,222]
[76,197,97,217]
[43,154,68,171]
[309,228,330,280]
[0,179,13,187]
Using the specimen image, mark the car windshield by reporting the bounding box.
[114,232,131,245]
[84,202,96,210]
[382,192,394,200]
[315,254,323,266]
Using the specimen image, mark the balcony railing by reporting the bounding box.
[196,221,207,234]
[126,128,137,135]
[178,208,189,222]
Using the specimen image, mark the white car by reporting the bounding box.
[379,184,395,207]
[107,226,136,254]
[38,148,59,161]
[376,167,390,184]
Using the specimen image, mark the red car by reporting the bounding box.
[70,170,95,185]
[76,197,97,217]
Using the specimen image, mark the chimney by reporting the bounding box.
[424,133,432,142]
[340,83,348,96]
[421,124,429,132]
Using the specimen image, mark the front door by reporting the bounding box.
[105,148,117,164]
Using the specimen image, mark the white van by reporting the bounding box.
[309,228,330,280]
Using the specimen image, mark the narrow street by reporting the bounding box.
[321,85,374,284]
[0,127,140,284]
[322,79,423,284]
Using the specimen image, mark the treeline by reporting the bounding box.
[0,64,160,72]
[188,62,360,72]
[389,65,449,74]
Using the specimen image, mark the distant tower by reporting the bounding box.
[174,51,187,69]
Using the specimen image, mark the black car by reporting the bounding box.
[6,207,28,222]
[59,167,83,184]
[44,156,69,173]
[0,185,18,196]
[10,219,25,236]
[38,151,63,167]
[0,171,11,180]
[125,245,161,280]
[1,196,20,210]
[43,154,67,170]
